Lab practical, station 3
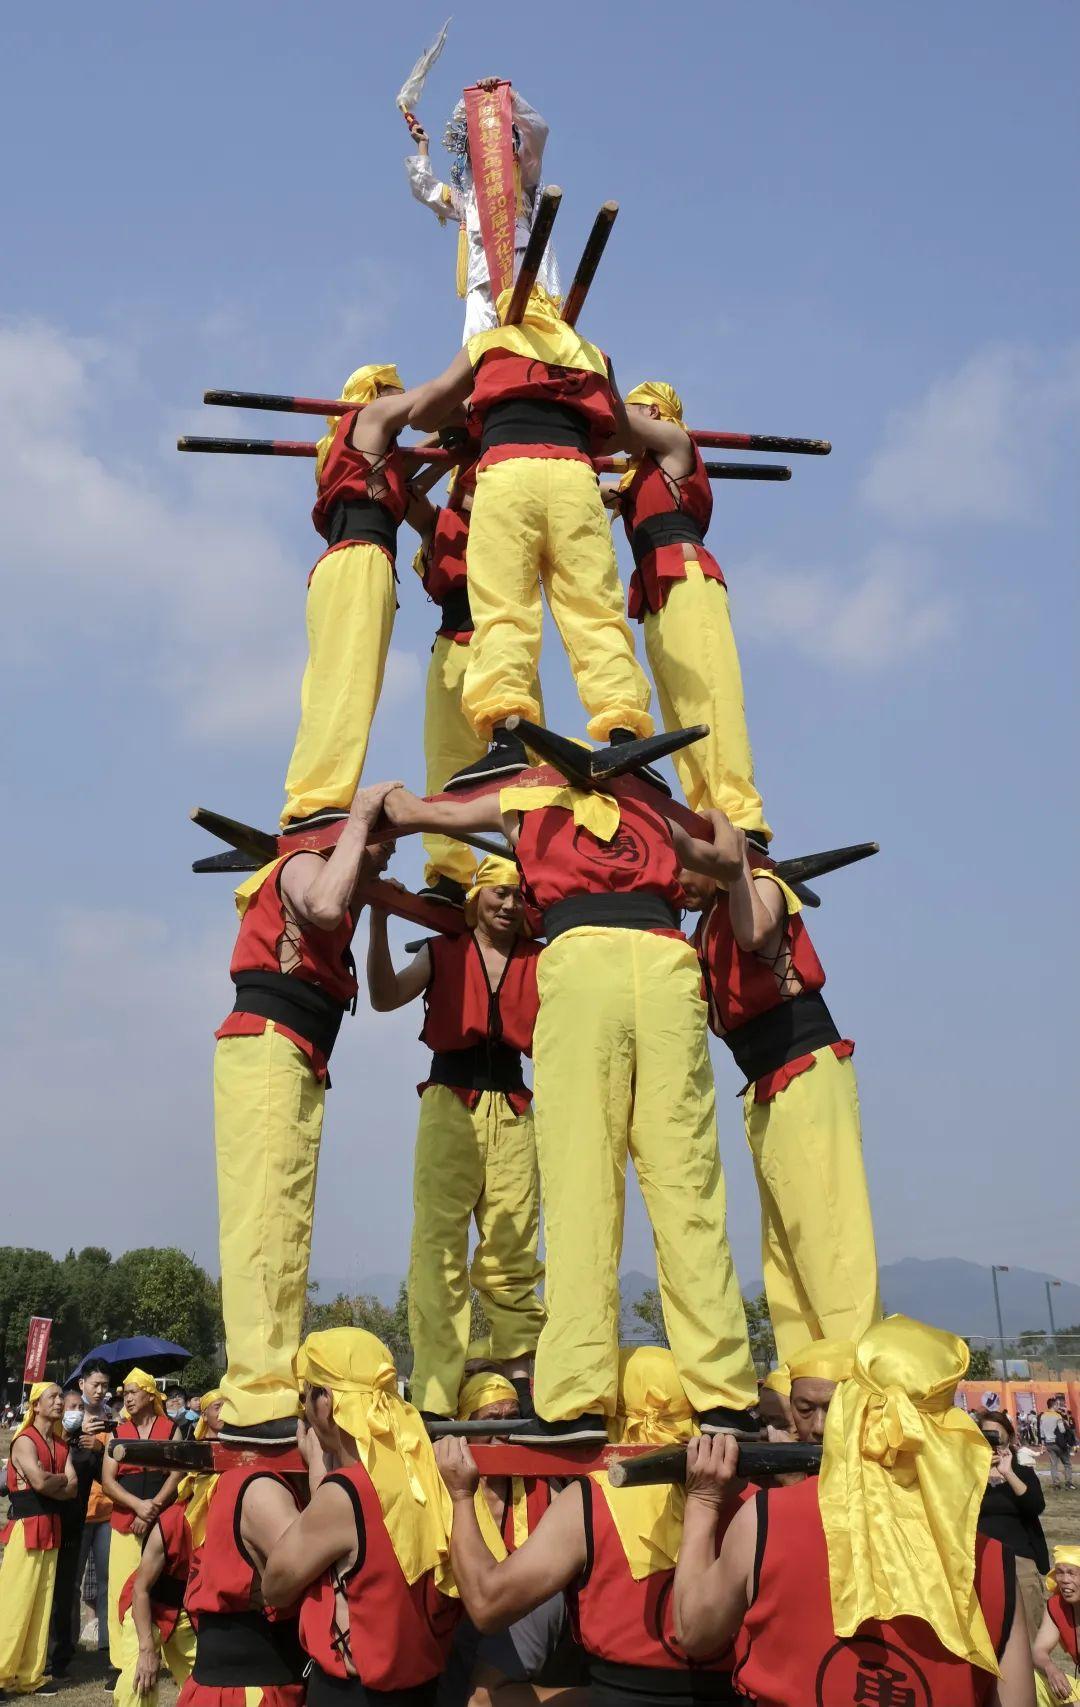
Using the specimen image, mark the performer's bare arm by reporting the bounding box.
[382,784,509,841]
[130,1522,167,1694]
[11,1434,76,1499]
[409,350,475,433]
[367,911,432,1012]
[1031,1606,1069,1699]
[435,1439,587,1632]
[671,810,744,886]
[261,1477,358,1607]
[726,851,789,959]
[280,781,404,933]
[993,1608,1037,1707]
[624,412,694,482]
[673,1435,755,1658]
[240,1476,306,1591]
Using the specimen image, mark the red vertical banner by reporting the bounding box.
[22,1316,53,1384]
[464,81,516,302]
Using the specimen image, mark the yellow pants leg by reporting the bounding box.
[541,460,653,741]
[408,1086,487,1415]
[743,1048,881,1366]
[469,1094,546,1362]
[281,543,396,827]
[644,563,770,837]
[423,637,485,888]
[214,1027,325,1428]
[628,935,759,1414]
[0,1527,58,1692]
[106,1530,143,1670]
[531,930,636,1421]
[461,462,547,740]
[114,1609,196,1707]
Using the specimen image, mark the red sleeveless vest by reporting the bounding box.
[695,879,827,1035]
[513,791,683,917]
[1050,1594,1079,1664]
[469,349,616,461]
[420,933,540,1056]
[311,412,409,542]
[622,445,727,620]
[110,1414,176,1535]
[119,1501,192,1641]
[185,1467,299,1620]
[733,1478,1010,1707]
[298,1465,460,1691]
[2,1426,68,1551]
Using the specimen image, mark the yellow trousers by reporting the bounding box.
[214,1026,325,1428]
[0,1526,57,1693]
[107,1530,143,1669]
[281,542,396,827]
[644,562,771,838]
[743,1047,880,1365]
[114,1608,196,1707]
[408,1085,545,1416]
[463,458,653,742]
[531,929,758,1422]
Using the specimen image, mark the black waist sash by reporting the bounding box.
[306,1663,439,1707]
[192,1611,306,1686]
[8,1488,66,1519]
[232,971,347,1062]
[481,398,591,454]
[589,1659,736,1703]
[325,499,399,556]
[544,893,681,940]
[427,1043,526,1095]
[721,989,840,1084]
[436,584,473,634]
[115,1467,170,1504]
[629,511,706,567]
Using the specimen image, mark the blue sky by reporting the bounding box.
[3,3,1077,1316]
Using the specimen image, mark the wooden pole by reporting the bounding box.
[562,201,619,327]
[503,186,562,325]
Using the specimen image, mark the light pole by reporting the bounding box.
[991,1265,1010,1380]
[1046,1279,1062,1365]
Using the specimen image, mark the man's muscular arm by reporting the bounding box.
[673,1435,755,1659]
[671,809,744,886]
[381,784,507,841]
[623,412,694,481]
[367,915,432,1013]
[409,349,475,434]
[11,1435,73,1499]
[239,1475,307,1591]
[130,1523,167,1694]
[262,1479,357,1607]
[350,388,419,458]
[280,781,403,933]
[726,850,788,957]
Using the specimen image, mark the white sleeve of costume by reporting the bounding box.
[509,91,549,190]
[405,153,460,223]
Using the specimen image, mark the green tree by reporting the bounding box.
[303,1282,412,1373]
[0,1248,76,1397]
[965,1340,996,1380]
[630,1287,669,1347]
[109,1248,222,1364]
[743,1291,777,1375]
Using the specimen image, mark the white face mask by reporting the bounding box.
[64,1409,83,1432]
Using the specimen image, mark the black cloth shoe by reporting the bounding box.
[417,875,468,909]
[697,1405,764,1437]
[443,729,528,791]
[508,1412,607,1445]
[511,1374,536,1420]
[608,728,672,796]
[281,806,349,836]
[217,1416,300,1446]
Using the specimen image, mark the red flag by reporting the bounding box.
[22,1316,53,1385]
[464,81,516,301]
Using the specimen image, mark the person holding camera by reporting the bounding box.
[977,1409,1050,1643]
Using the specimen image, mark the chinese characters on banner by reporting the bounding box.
[23,1316,53,1384]
[464,81,516,301]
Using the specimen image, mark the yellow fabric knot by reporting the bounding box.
[315,363,404,483]
[595,1348,698,1582]
[177,1387,224,1550]
[860,1384,927,1467]
[499,783,620,845]
[626,381,684,424]
[467,286,606,379]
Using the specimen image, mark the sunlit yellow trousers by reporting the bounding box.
[0,1526,57,1693]
[114,1607,196,1707]
[463,458,653,742]
[743,1047,880,1365]
[408,1085,545,1416]
[281,542,396,827]
[107,1530,143,1668]
[531,929,758,1422]
[644,562,771,839]
[214,1026,324,1427]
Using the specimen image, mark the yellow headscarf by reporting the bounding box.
[464,856,521,927]
[15,1381,63,1441]
[177,1387,224,1549]
[1047,1544,1080,1595]
[595,1347,698,1581]
[788,1338,856,1385]
[457,1373,517,1420]
[296,1328,453,1588]
[453,1369,530,1557]
[123,1368,166,1415]
[467,285,607,379]
[618,380,686,493]
[818,1315,998,1674]
[314,363,404,483]
[499,782,620,845]
[762,1365,792,1398]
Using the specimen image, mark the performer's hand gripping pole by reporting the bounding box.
[605,1440,823,1487]
[562,201,619,327]
[503,185,563,326]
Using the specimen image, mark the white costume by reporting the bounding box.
[405,90,561,341]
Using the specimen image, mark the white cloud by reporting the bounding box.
[860,341,1080,526]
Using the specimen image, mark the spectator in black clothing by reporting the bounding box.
[976,1408,1049,1645]
[48,1361,114,1675]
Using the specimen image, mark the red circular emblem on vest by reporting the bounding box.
[572,822,648,872]
[524,360,591,396]
[814,1636,931,1707]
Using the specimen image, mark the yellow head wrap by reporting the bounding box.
[788,1338,856,1385]
[314,363,404,483]
[596,1347,698,1581]
[296,1328,453,1588]
[193,1389,225,1442]
[818,1315,998,1674]
[176,1388,224,1548]
[123,1368,166,1415]
[15,1381,63,1441]
[499,782,620,845]
[626,382,684,425]
[1047,1544,1080,1596]
[762,1365,792,1398]
[464,856,521,927]
[468,285,607,380]
[457,1372,517,1421]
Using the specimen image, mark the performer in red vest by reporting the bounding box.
[382,781,758,1440]
[367,855,544,1420]
[101,1369,183,1673]
[114,1502,196,1707]
[0,1382,76,1695]
[605,380,771,844]
[408,285,653,786]
[280,363,415,833]
[673,1316,1035,1707]
[212,780,399,1446]
[680,811,880,1367]
[1033,1546,1079,1704]
[262,1329,461,1707]
[436,1348,745,1707]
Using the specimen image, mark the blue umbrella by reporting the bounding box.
[67,1336,192,1381]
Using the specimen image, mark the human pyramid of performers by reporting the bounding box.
[3,67,1061,1707]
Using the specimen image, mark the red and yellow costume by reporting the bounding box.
[461,287,652,743]
[213,852,358,1429]
[281,363,405,828]
[107,1375,176,1667]
[114,1503,197,1707]
[409,859,545,1416]
[456,1372,552,1555]
[694,862,879,1365]
[621,381,769,839]
[0,1396,68,1695]
[501,780,756,1424]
